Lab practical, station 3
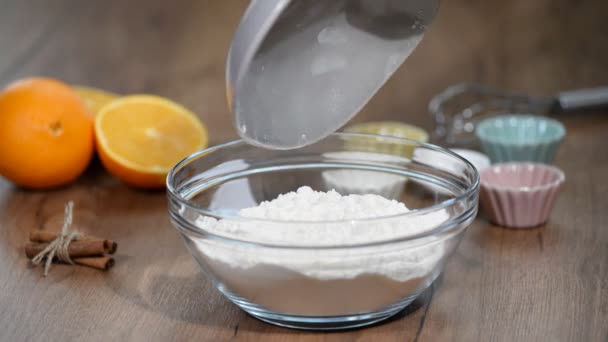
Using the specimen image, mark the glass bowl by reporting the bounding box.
[167,133,479,330]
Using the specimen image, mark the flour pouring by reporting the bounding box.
[226,0,439,149]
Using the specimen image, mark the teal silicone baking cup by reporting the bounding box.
[476,115,565,163]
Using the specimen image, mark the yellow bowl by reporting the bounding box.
[344,121,429,158]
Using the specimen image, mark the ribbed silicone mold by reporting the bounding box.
[476,115,565,164]
[479,162,565,228]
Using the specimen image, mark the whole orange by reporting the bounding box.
[0,78,94,189]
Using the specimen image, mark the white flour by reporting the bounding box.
[241,186,408,221]
[194,187,448,282]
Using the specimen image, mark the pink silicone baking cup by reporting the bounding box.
[479,163,565,228]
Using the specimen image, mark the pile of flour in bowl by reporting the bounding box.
[194,186,449,282]
[240,186,408,221]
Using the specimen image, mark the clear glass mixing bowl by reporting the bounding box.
[167,133,479,330]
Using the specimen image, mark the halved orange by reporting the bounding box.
[95,95,208,188]
[73,86,119,116]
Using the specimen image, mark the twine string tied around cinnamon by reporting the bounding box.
[31,201,81,276]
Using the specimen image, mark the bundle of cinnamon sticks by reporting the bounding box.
[25,231,117,271]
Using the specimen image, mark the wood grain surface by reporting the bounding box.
[0,0,607,341]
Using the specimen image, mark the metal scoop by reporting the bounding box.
[430,83,608,147]
[227,0,439,149]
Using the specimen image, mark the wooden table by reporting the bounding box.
[1,1,607,341]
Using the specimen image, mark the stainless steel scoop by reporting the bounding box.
[430,83,608,147]
[227,0,440,149]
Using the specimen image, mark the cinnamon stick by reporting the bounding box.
[25,241,108,258]
[27,253,114,271]
[71,256,115,271]
[29,231,117,254]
